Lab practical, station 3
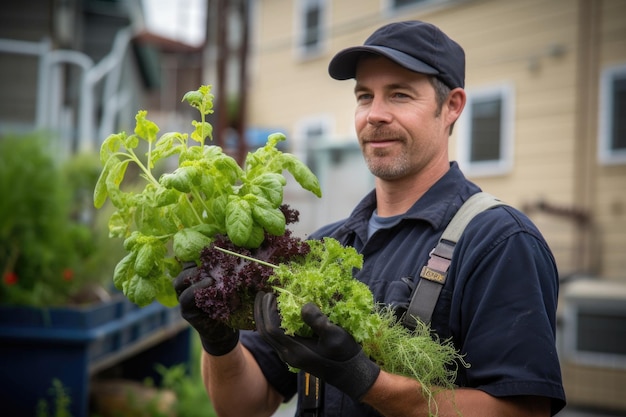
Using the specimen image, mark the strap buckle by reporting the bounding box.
[300,373,322,417]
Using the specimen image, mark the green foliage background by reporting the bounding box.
[0,134,123,306]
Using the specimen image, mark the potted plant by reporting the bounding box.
[0,135,113,306]
[0,134,190,417]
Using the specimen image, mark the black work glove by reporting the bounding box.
[174,262,239,356]
[254,291,380,401]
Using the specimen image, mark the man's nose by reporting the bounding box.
[366,98,392,125]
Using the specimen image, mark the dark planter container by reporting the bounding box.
[0,295,190,417]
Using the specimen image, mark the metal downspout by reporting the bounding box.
[575,0,601,275]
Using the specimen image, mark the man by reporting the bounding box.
[175,20,566,417]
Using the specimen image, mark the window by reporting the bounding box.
[563,279,626,370]
[294,115,333,174]
[385,0,453,12]
[296,0,327,58]
[457,84,515,177]
[598,63,626,165]
[391,0,428,9]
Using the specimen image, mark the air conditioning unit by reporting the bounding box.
[561,278,626,412]
[562,279,626,368]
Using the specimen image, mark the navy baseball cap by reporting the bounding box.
[328,21,465,89]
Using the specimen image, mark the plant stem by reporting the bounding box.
[118,152,159,187]
[187,190,206,224]
[190,187,218,224]
[200,111,206,146]
[147,140,153,176]
[212,246,278,269]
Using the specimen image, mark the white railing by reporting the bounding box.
[0,27,133,155]
[81,27,133,151]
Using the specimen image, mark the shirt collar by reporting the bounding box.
[343,162,481,236]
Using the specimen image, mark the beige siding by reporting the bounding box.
[595,0,626,279]
[248,0,626,281]
[596,166,626,279]
[456,0,580,219]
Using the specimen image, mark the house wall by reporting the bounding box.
[0,0,150,157]
[594,0,626,281]
[247,0,626,281]
[0,0,54,128]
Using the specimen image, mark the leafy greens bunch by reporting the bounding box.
[272,238,465,405]
[94,85,321,307]
[194,233,463,403]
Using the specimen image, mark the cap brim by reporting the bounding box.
[328,45,439,80]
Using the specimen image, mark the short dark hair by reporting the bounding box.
[427,76,456,135]
[429,76,450,112]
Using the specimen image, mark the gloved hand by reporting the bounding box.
[174,262,239,356]
[254,291,380,401]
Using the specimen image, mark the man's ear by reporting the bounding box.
[446,88,466,125]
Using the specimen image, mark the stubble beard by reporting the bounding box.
[364,146,411,180]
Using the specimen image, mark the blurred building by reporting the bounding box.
[244,0,626,413]
[0,0,208,157]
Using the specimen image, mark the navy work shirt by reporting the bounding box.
[241,162,566,416]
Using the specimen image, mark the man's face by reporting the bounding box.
[353,56,450,181]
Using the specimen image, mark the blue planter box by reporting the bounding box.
[0,296,190,417]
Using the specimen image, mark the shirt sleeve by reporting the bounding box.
[445,207,566,415]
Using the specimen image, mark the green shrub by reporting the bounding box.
[0,134,123,306]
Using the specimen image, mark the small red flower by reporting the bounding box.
[62,268,74,281]
[3,271,18,286]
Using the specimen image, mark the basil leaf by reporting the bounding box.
[225,197,253,247]
[125,274,158,307]
[281,153,322,197]
[252,201,285,236]
[160,165,201,193]
[250,173,285,207]
[173,228,213,262]
[113,252,135,291]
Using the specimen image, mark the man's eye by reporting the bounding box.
[356,93,373,102]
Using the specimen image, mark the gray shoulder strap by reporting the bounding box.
[402,192,504,329]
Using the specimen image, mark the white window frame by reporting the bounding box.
[294,0,328,60]
[598,63,626,165]
[382,0,458,14]
[456,83,515,177]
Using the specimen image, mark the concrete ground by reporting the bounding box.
[270,399,626,417]
[556,407,626,417]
